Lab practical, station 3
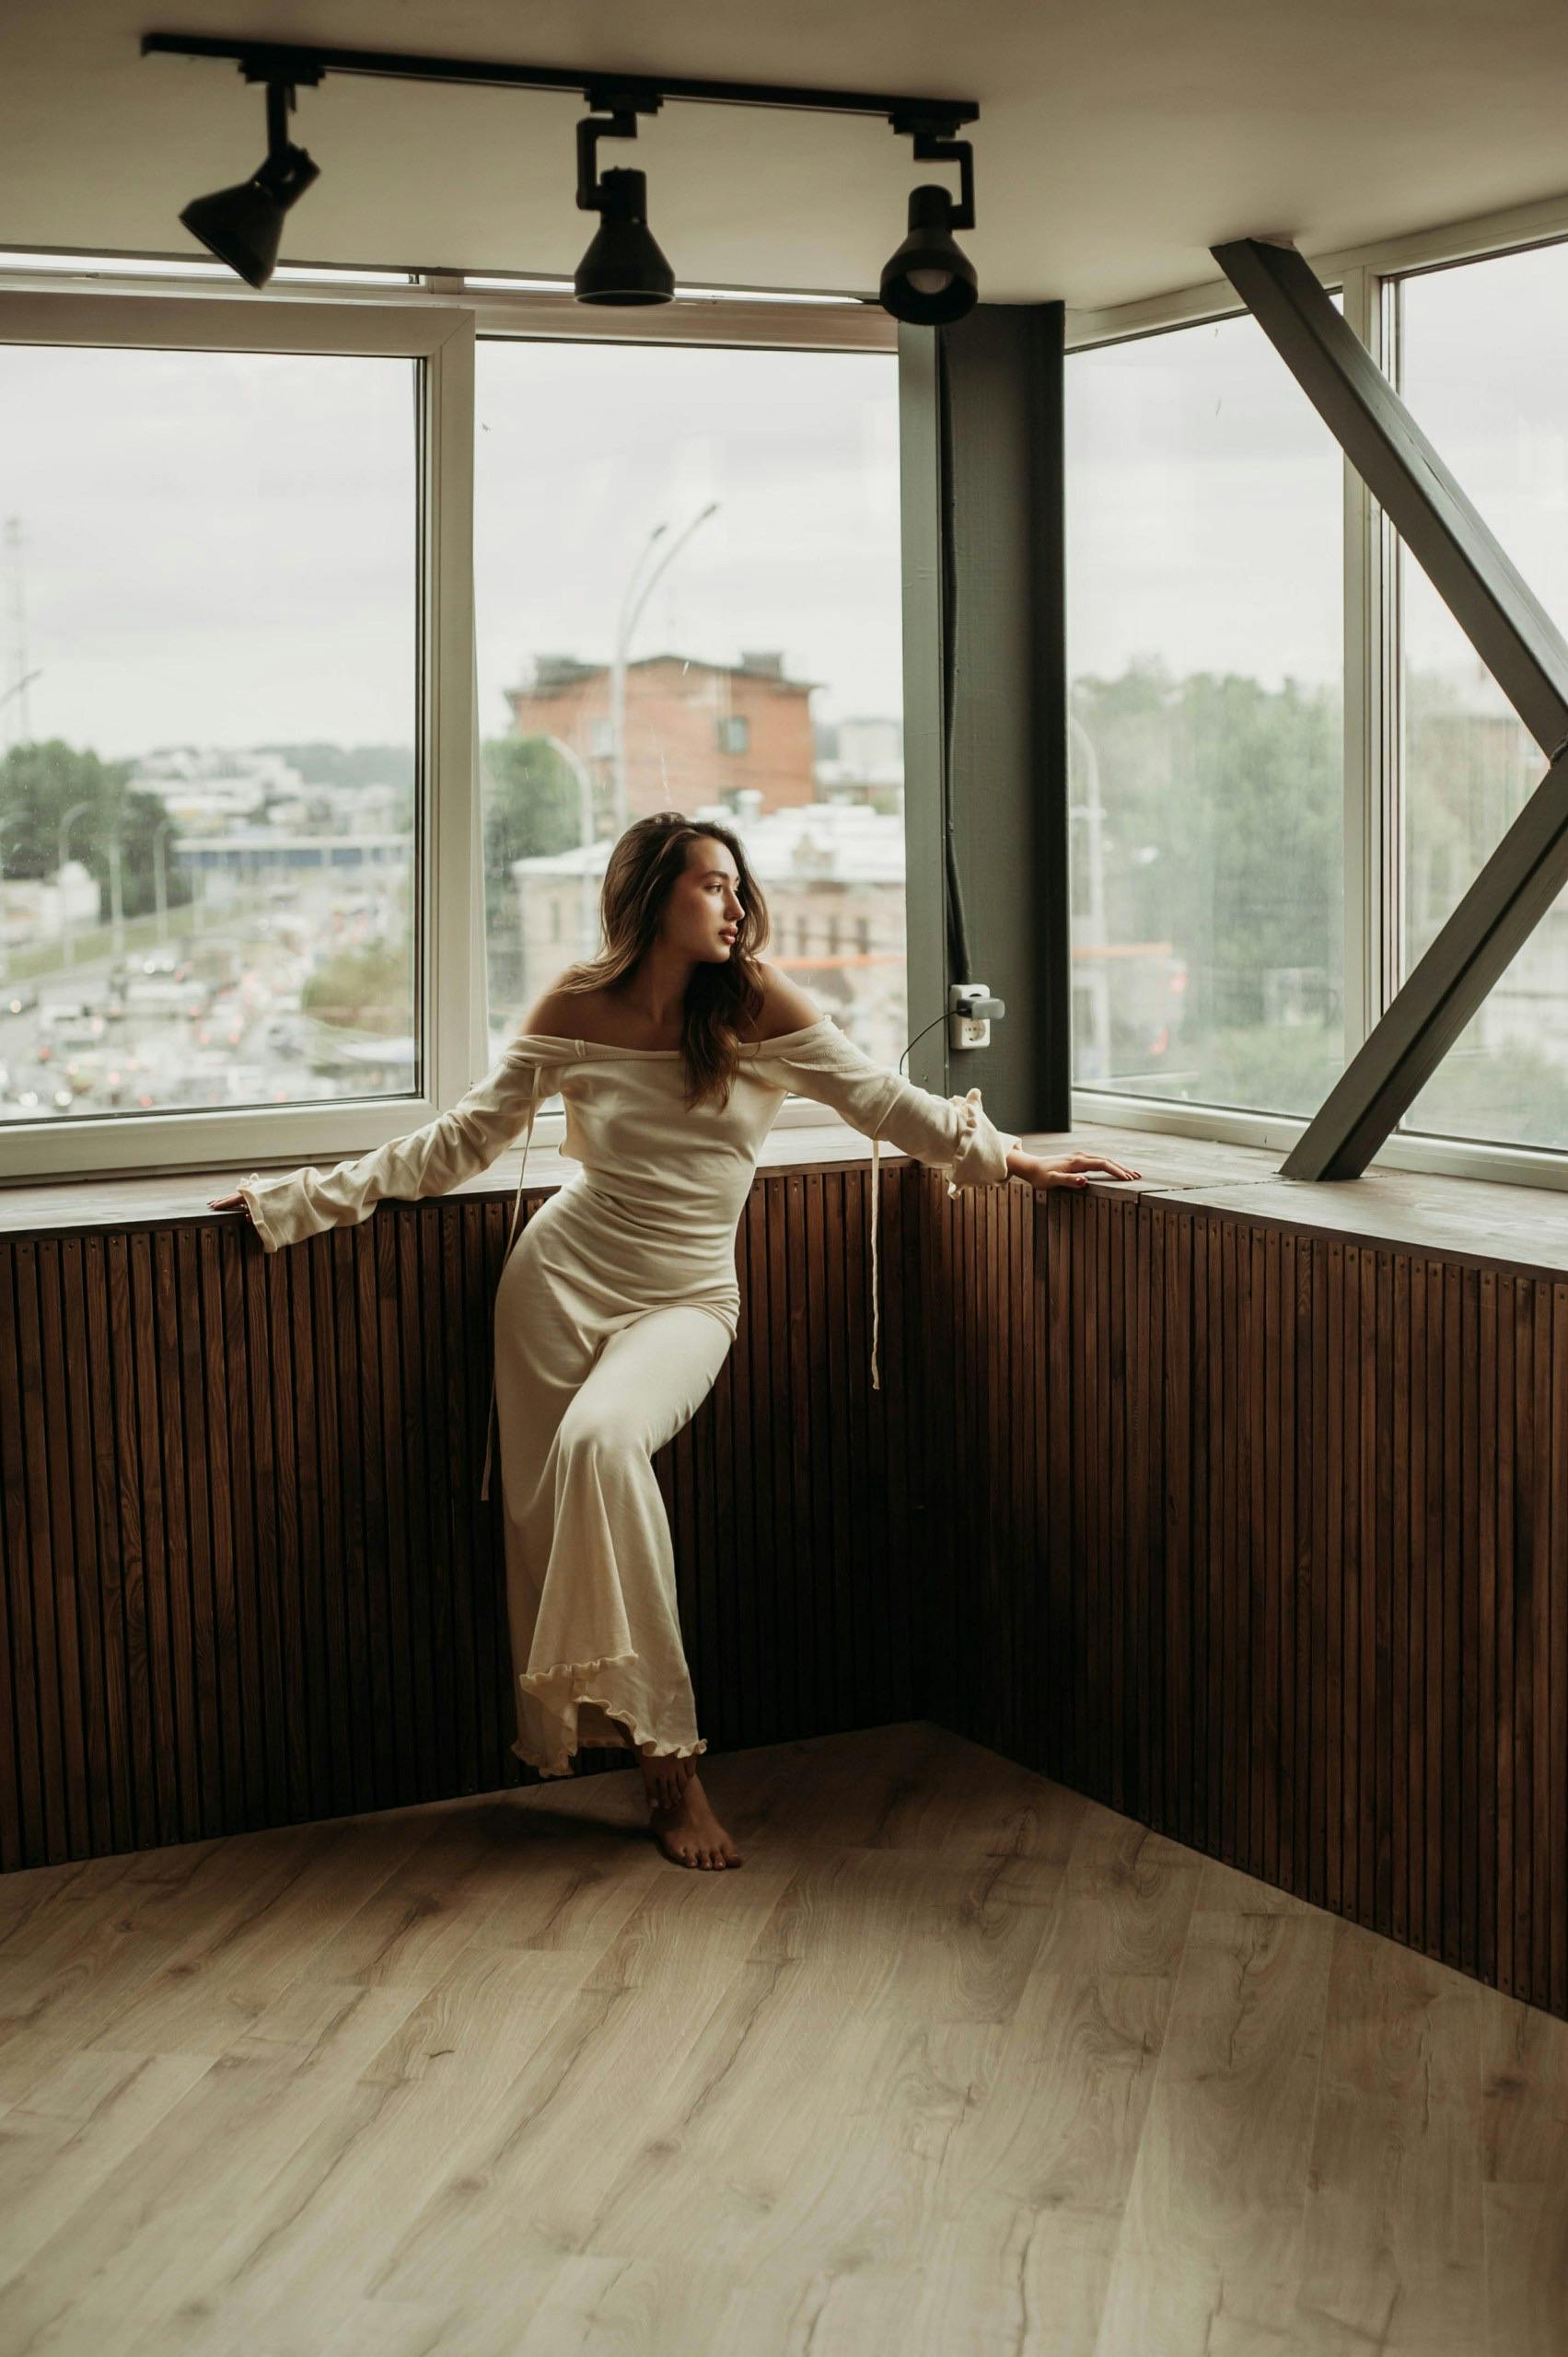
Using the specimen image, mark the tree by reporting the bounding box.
[0,739,192,922]
[480,736,598,1005]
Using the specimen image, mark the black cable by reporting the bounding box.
[891,328,971,1086]
[936,323,972,988]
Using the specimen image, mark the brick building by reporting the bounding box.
[503,649,819,819]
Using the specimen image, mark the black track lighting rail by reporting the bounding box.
[139,32,980,136]
[144,31,981,319]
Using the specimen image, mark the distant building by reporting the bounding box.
[504,650,820,819]
[816,714,903,795]
[130,746,305,830]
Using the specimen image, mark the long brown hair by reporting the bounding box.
[548,810,772,1109]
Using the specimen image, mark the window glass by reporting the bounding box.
[1398,242,1568,1152]
[1065,311,1345,1118]
[0,343,417,1128]
[473,340,906,1066]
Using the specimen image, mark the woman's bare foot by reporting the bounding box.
[606,1717,693,1812]
[647,1768,744,1870]
[636,1744,694,1812]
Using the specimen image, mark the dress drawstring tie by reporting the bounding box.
[869,1132,880,1392]
[480,1087,542,1504]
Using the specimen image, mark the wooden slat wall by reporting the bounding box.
[0,1165,927,1874]
[924,1179,1568,2024]
[6,1165,1567,2026]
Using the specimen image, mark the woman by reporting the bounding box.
[209,812,1140,1871]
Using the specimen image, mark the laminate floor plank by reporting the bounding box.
[0,1723,1563,2357]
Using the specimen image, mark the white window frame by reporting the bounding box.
[1064,185,1568,1194]
[0,283,480,1182]
[0,261,898,1173]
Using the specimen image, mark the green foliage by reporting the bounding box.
[1071,659,1342,1033]
[301,940,411,1036]
[479,736,599,1004]
[481,736,596,867]
[0,738,192,921]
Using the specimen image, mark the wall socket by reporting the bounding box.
[948,981,1005,1051]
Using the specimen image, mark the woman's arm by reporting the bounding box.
[753,1017,1022,1194]
[212,1039,561,1252]
[755,1016,1143,1197]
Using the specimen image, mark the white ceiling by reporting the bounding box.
[4,0,1565,313]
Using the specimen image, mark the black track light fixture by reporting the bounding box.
[144,39,982,320]
[573,95,674,306]
[178,70,322,289]
[879,109,978,327]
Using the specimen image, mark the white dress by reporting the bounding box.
[238,1015,1019,1778]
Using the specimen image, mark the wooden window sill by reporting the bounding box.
[4,1114,1568,1283]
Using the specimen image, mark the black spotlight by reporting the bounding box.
[880,115,978,327]
[574,104,674,306]
[179,77,320,289]
[880,185,978,324]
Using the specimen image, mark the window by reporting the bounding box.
[473,339,907,1066]
[1395,241,1568,1154]
[1065,311,1346,1115]
[0,273,893,1179]
[0,292,460,1184]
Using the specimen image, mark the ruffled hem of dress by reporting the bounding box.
[512,1649,708,1781]
[236,1172,281,1251]
[944,1086,1015,1196]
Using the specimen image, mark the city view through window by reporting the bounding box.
[473,339,907,1070]
[0,334,905,1135]
[7,267,1568,1160]
[1065,307,1348,1124]
[0,341,418,1127]
[1397,239,1568,1153]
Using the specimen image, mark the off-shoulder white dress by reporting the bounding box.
[237,1016,1019,1780]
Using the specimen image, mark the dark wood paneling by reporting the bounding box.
[0,1162,930,1875]
[928,1179,1568,2024]
[6,1159,1565,2026]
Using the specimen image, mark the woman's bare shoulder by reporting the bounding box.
[518,978,599,1039]
[739,960,825,1043]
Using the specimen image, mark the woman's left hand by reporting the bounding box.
[1011,1148,1141,1191]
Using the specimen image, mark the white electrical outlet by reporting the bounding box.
[948,981,1005,1051]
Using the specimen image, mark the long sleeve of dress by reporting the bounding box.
[754,1016,1021,1392]
[753,1016,1021,1194]
[235,1039,563,1254]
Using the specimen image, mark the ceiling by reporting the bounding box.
[3,0,1563,313]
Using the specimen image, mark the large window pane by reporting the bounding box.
[0,343,418,1128]
[1065,313,1345,1118]
[1399,242,1568,1153]
[473,340,906,1065]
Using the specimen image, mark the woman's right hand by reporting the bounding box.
[207,1189,255,1227]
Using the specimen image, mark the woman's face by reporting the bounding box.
[662,835,746,963]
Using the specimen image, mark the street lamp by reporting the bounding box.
[57,800,95,969]
[105,820,126,963]
[0,807,27,985]
[537,732,600,956]
[0,667,42,749]
[609,500,719,838]
[152,817,180,945]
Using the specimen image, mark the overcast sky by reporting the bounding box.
[3,240,1567,762]
[0,333,905,760]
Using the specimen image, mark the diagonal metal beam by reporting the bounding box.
[1285,749,1568,1178]
[1212,235,1568,1178]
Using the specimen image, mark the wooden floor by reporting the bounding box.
[0,1722,1563,2357]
